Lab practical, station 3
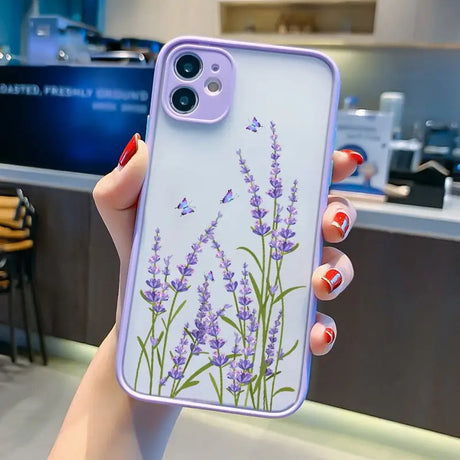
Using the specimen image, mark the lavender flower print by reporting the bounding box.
[236,149,271,236]
[133,120,306,411]
[134,214,223,395]
[168,327,188,381]
[265,310,282,377]
[234,120,304,410]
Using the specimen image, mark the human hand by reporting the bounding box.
[93,134,361,355]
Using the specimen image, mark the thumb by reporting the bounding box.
[93,134,148,264]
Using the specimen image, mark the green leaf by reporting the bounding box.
[248,272,263,311]
[282,340,299,360]
[140,289,151,303]
[171,300,187,324]
[237,246,262,272]
[273,386,295,397]
[221,316,241,334]
[137,336,151,371]
[184,327,196,343]
[156,348,162,367]
[249,383,257,408]
[178,380,199,391]
[285,243,299,254]
[209,373,220,400]
[265,371,281,381]
[273,285,306,305]
[161,318,167,330]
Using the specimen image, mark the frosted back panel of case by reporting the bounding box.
[118,39,338,417]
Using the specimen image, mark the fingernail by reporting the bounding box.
[321,268,343,294]
[118,133,140,169]
[324,327,336,345]
[341,149,364,165]
[332,210,350,238]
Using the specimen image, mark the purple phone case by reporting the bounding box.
[116,36,340,418]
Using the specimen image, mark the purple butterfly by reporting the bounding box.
[220,189,234,204]
[246,117,261,133]
[176,198,194,216]
[205,271,214,282]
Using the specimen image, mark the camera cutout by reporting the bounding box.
[170,87,198,113]
[162,43,236,123]
[175,54,202,80]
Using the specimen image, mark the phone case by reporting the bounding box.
[117,36,340,418]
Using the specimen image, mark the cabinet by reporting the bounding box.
[218,0,460,46]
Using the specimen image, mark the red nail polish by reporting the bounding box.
[118,133,140,168]
[332,211,350,238]
[321,269,343,294]
[324,328,335,344]
[341,149,364,165]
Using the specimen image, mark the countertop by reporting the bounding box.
[1,163,459,241]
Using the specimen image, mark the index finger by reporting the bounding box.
[331,149,364,183]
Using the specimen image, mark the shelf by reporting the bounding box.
[220,1,376,35]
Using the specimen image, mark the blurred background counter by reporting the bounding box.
[0,164,459,440]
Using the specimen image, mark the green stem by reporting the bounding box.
[170,337,197,397]
[149,312,156,394]
[134,324,154,390]
[269,260,285,410]
[158,290,180,395]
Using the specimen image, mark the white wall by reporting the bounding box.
[104,0,220,41]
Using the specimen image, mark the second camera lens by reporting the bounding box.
[171,87,198,113]
[175,54,202,79]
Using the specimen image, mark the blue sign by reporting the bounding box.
[0,65,154,175]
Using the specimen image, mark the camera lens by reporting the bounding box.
[170,87,198,113]
[175,54,202,79]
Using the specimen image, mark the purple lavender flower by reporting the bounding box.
[168,368,184,380]
[278,180,298,254]
[227,360,242,395]
[253,222,271,236]
[231,333,242,355]
[143,228,172,314]
[236,149,271,237]
[236,372,252,385]
[236,264,254,323]
[211,354,229,367]
[162,256,172,276]
[171,279,189,292]
[167,327,188,381]
[207,307,228,368]
[267,122,283,200]
[269,180,298,261]
[177,264,194,276]
[265,310,282,377]
[170,213,222,294]
[150,337,159,347]
[273,204,283,225]
[189,280,212,354]
[212,239,238,292]
[247,310,259,333]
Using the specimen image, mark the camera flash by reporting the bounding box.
[206,79,221,94]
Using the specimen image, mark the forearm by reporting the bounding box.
[50,256,180,459]
[49,327,180,459]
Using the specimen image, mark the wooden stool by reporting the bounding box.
[0,189,47,365]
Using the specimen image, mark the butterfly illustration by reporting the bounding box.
[205,271,214,282]
[220,189,235,204]
[176,198,194,216]
[246,117,261,133]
